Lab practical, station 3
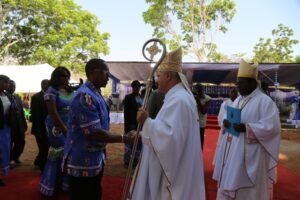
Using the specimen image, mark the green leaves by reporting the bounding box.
[143,0,236,62]
[0,0,110,74]
[252,24,299,63]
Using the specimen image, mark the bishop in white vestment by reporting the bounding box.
[213,59,281,200]
[129,48,206,200]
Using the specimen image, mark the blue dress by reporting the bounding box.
[40,87,73,196]
[0,126,10,176]
[0,95,11,176]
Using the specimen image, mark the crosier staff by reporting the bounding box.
[121,38,166,200]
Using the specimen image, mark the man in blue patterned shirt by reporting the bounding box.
[63,58,133,200]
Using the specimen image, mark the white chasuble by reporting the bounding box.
[213,88,280,200]
[129,83,206,200]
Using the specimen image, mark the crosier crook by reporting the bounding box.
[121,38,166,200]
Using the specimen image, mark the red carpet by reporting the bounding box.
[1,129,300,199]
[0,171,124,200]
[206,115,220,130]
[204,129,300,200]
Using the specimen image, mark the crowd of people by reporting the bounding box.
[0,51,283,200]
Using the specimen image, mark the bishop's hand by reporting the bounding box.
[233,123,246,132]
[126,130,138,145]
[223,119,231,129]
[137,108,149,124]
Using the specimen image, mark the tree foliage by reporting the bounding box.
[143,0,236,62]
[0,0,110,73]
[295,55,300,63]
[252,24,299,63]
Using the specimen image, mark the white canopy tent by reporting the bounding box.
[0,63,76,93]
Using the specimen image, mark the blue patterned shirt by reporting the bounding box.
[63,81,109,177]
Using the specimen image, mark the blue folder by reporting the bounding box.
[226,106,241,137]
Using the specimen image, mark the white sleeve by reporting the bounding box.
[217,101,226,127]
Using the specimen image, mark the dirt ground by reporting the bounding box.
[19,123,128,177]
[19,123,300,177]
[279,129,300,175]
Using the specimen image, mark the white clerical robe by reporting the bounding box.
[217,99,234,127]
[213,98,234,165]
[213,88,280,199]
[129,83,206,200]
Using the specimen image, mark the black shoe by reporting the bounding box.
[0,179,6,187]
[14,159,22,165]
[10,161,16,169]
[34,159,39,166]
[123,163,129,169]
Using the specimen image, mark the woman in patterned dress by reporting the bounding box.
[40,67,74,196]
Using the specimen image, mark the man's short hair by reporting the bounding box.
[0,74,10,82]
[85,58,107,76]
[41,79,50,89]
[9,80,15,84]
[131,80,142,88]
[193,83,203,92]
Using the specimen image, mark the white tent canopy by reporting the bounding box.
[0,63,75,93]
[0,63,54,93]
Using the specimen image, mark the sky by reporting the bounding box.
[75,0,300,62]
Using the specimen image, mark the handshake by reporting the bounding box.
[123,130,139,145]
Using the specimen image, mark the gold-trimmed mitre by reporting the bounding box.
[158,47,182,73]
[237,59,258,80]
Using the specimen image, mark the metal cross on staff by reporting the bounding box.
[145,41,161,60]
